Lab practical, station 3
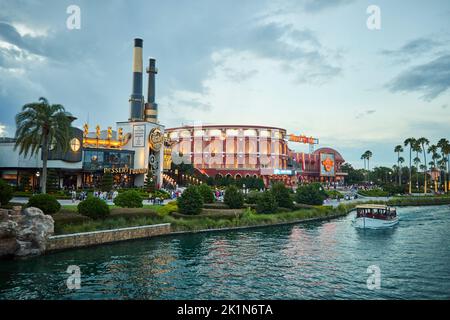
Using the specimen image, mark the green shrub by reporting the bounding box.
[358,188,389,197]
[114,190,143,208]
[245,191,262,204]
[177,186,203,215]
[325,190,344,199]
[295,183,327,205]
[27,194,61,215]
[256,190,278,214]
[0,179,13,207]
[77,197,110,219]
[382,184,407,196]
[156,202,179,216]
[100,172,113,192]
[198,184,215,203]
[271,182,294,209]
[224,185,244,209]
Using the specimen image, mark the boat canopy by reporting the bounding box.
[356,204,389,210]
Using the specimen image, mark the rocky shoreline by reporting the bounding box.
[0,207,54,258]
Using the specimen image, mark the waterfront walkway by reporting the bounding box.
[11,197,173,206]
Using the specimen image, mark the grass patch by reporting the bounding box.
[54,203,355,235]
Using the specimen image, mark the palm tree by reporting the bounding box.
[437,138,450,193]
[363,150,373,182]
[428,144,441,191]
[413,154,421,191]
[404,138,416,194]
[361,153,367,181]
[394,145,404,186]
[14,97,72,194]
[417,137,430,193]
[398,156,405,185]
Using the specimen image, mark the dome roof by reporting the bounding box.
[313,147,345,162]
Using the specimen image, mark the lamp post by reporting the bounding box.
[35,171,40,192]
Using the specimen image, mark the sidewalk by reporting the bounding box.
[11,197,172,206]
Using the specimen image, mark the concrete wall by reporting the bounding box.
[46,223,170,251]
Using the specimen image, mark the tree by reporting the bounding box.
[14,97,72,194]
[412,140,422,190]
[417,137,430,193]
[224,185,244,209]
[198,183,215,203]
[0,179,13,206]
[271,182,294,209]
[428,144,441,189]
[340,163,365,184]
[144,174,156,193]
[362,150,373,182]
[404,138,416,194]
[177,186,203,215]
[437,138,450,193]
[394,145,404,186]
[256,191,278,214]
[46,169,60,193]
[295,183,327,205]
[100,172,113,192]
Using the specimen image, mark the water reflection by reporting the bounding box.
[1,206,449,299]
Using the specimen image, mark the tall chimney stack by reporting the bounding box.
[144,57,158,123]
[129,38,144,121]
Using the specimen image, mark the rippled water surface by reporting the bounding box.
[1,206,449,299]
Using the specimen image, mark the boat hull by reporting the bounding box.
[353,216,399,229]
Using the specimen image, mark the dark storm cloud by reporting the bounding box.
[381,38,443,60]
[0,0,343,134]
[387,54,450,101]
[237,23,341,82]
[300,0,354,13]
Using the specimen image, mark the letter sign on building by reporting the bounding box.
[133,125,146,147]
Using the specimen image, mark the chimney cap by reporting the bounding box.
[134,38,143,47]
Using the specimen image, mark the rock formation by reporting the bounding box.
[0,206,54,258]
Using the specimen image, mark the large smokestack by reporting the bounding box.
[129,38,144,121]
[144,57,158,123]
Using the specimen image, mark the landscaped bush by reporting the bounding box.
[224,185,244,209]
[26,193,61,215]
[198,184,215,203]
[256,190,278,214]
[245,191,262,204]
[382,184,407,196]
[113,190,143,208]
[177,186,203,215]
[358,188,389,197]
[0,179,13,207]
[77,197,110,219]
[271,182,294,209]
[325,190,344,199]
[156,202,179,216]
[295,183,327,206]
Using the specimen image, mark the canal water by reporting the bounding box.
[1,206,449,300]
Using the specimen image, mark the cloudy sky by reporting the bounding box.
[1,0,449,168]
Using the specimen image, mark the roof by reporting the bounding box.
[166,124,286,132]
[356,204,390,209]
[313,147,344,161]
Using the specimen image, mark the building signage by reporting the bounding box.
[273,169,294,175]
[103,167,148,175]
[148,127,163,152]
[288,134,319,145]
[133,125,146,147]
[320,153,335,176]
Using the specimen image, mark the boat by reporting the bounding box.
[353,204,399,229]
